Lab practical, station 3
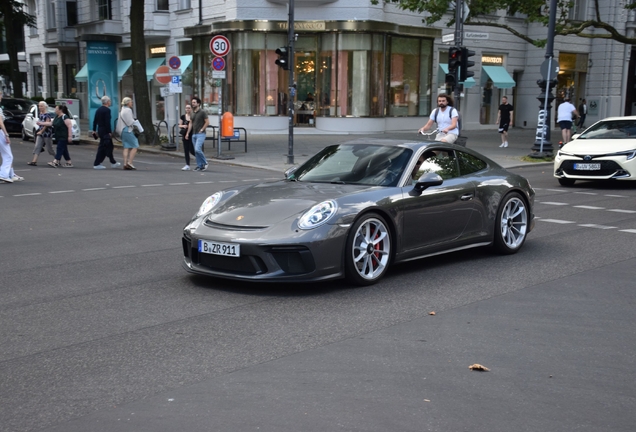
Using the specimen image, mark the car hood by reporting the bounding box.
[207,181,372,227]
[563,138,636,154]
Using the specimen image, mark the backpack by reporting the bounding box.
[433,107,462,136]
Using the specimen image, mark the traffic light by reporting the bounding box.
[460,47,476,82]
[275,47,289,70]
[445,73,456,88]
[448,47,461,75]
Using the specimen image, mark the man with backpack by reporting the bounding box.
[418,93,459,144]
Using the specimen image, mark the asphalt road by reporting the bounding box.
[1,141,636,432]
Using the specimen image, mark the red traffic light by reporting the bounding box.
[448,47,461,74]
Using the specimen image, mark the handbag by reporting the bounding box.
[132,119,144,133]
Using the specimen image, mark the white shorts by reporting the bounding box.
[435,132,458,144]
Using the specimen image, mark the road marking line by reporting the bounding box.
[219,180,236,183]
[578,224,616,230]
[607,209,636,214]
[544,189,567,193]
[49,190,74,194]
[82,187,106,191]
[169,182,190,185]
[619,229,636,234]
[194,181,213,184]
[13,193,42,197]
[605,194,627,198]
[242,179,260,182]
[574,192,598,195]
[538,201,569,206]
[573,205,605,210]
[112,185,136,189]
[539,219,576,224]
[141,184,163,187]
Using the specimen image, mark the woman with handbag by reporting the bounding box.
[46,104,74,168]
[116,97,139,170]
[178,104,194,170]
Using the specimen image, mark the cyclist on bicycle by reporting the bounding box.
[417,93,459,144]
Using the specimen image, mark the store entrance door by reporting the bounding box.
[295,35,317,127]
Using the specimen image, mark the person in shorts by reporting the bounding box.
[557,97,580,144]
[417,93,459,144]
[497,96,514,148]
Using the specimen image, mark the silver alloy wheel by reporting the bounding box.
[499,196,528,249]
[351,217,391,281]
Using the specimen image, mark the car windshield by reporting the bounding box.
[578,119,636,139]
[289,144,413,187]
[1,100,33,111]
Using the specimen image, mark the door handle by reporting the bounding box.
[460,193,474,201]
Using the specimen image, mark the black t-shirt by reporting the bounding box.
[499,103,514,123]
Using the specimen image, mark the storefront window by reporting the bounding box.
[388,37,421,116]
[318,34,337,116]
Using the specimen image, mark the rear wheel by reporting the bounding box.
[558,178,576,186]
[493,192,529,254]
[345,213,391,286]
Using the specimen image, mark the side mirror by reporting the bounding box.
[411,173,443,195]
[284,166,298,179]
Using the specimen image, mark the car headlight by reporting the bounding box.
[298,200,338,230]
[626,150,636,161]
[196,192,223,217]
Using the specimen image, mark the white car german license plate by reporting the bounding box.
[573,163,601,171]
[198,240,240,257]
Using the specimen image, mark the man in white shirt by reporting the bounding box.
[418,93,459,144]
[557,96,580,144]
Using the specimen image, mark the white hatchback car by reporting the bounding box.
[21,104,81,143]
[554,116,636,186]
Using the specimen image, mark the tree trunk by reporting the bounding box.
[129,1,154,144]
[1,1,24,98]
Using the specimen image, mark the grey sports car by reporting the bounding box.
[182,139,535,285]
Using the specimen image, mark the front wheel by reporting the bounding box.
[21,127,29,141]
[493,192,529,254]
[345,213,392,286]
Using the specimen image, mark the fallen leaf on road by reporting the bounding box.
[469,364,490,372]
[429,311,436,315]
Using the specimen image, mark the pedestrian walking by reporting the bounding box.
[417,93,459,144]
[45,104,74,168]
[577,99,587,129]
[90,96,121,169]
[0,95,23,183]
[28,101,55,166]
[557,96,580,144]
[116,97,139,170]
[179,104,194,170]
[186,97,209,171]
[497,96,514,148]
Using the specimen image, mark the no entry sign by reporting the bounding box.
[210,35,231,57]
[154,65,171,85]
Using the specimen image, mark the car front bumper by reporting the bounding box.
[554,155,634,181]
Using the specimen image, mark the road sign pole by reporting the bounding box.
[286,0,295,165]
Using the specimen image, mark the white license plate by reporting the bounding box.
[198,240,240,257]
[573,163,601,171]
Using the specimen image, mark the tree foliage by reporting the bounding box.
[0,0,36,97]
[372,0,636,47]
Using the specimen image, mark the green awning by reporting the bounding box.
[146,58,166,81]
[74,64,88,82]
[481,66,516,89]
[438,64,475,89]
[117,60,132,81]
[179,55,193,71]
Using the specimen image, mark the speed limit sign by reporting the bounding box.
[209,35,231,57]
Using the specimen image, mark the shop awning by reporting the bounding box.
[146,58,166,81]
[117,60,132,81]
[438,64,475,89]
[178,55,193,71]
[74,64,88,82]
[481,66,516,88]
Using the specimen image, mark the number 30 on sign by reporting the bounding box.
[210,35,231,57]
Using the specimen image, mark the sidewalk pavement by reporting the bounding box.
[79,119,556,173]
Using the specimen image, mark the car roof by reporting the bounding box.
[596,116,636,122]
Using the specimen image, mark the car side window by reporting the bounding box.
[457,151,487,176]
[412,149,459,181]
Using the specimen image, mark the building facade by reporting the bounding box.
[9,0,635,134]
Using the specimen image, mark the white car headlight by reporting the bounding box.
[298,200,338,230]
[626,150,636,161]
[196,192,223,217]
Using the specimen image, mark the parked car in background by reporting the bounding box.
[21,103,81,143]
[0,97,36,135]
[554,116,636,186]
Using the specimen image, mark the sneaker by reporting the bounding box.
[62,162,74,168]
[499,143,505,148]
[111,162,121,168]
[12,175,25,182]
[128,164,137,170]
[0,176,13,183]
[181,165,191,171]
[504,141,509,148]
[204,163,209,171]
[194,166,202,171]
[94,164,106,170]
